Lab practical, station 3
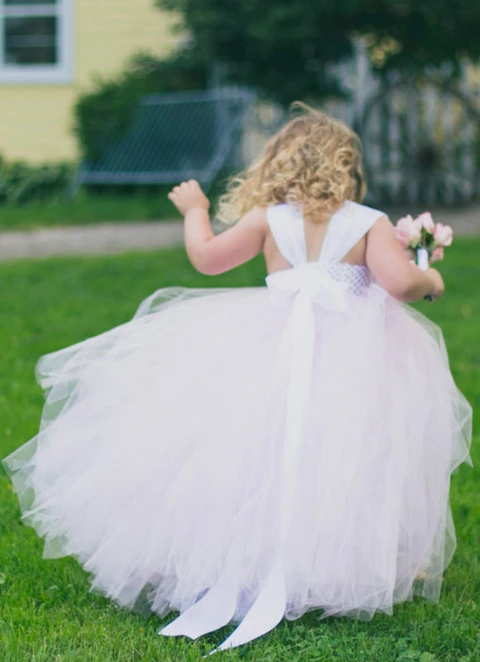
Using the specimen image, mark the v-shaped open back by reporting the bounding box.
[266,200,384,267]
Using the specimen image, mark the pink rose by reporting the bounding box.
[417,211,435,234]
[431,247,444,263]
[434,223,453,247]
[395,215,421,248]
[395,219,411,248]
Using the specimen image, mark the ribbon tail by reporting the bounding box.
[212,560,286,653]
[282,292,315,513]
[159,573,238,640]
[165,289,318,652]
[213,291,316,653]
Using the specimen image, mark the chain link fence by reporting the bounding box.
[77,88,255,191]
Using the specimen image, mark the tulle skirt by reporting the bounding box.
[3,285,472,642]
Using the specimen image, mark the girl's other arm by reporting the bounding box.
[168,180,266,275]
[366,216,444,302]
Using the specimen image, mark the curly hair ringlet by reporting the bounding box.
[216,102,367,225]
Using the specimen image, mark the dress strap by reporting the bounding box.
[319,201,384,264]
[266,204,306,266]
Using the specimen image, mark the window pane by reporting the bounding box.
[4,1,57,6]
[4,16,57,65]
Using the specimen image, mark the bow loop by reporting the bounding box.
[266,262,351,313]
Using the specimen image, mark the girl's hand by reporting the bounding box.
[427,268,445,300]
[168,180,210,216]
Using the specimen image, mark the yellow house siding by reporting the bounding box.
[76,0,179,86]
[0,89,75,162]
[0,0,179,162]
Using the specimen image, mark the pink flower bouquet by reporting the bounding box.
[395,212,453,271]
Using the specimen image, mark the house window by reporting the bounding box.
[0,0,73,84]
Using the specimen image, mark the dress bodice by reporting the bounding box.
[265,200,383,298]
[326,263,372,296]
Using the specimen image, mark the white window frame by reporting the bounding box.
[0,0,74,85]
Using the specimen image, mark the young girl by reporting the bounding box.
[4,106,472,652]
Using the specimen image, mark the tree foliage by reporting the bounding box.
[157,0,480,103]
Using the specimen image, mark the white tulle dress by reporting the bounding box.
[4,201,472,651]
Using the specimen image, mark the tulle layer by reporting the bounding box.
[3,285,472,633]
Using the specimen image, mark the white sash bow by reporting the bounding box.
[265,262,351,313]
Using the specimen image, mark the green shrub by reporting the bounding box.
[73,50,209,163]
[0,156,74,205]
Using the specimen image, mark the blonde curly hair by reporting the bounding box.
[216,103,367,224]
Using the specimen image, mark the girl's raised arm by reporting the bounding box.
[169,180,267,276]
[366,216,444,302]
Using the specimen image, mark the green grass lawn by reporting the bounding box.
[0,189,181,230]
[0,240,478,661]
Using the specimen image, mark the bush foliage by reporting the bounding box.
[72,51,208,163]
[0,156,73,206]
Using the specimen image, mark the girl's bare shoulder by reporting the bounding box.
[241,206,268,227]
